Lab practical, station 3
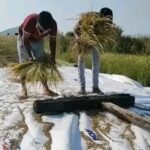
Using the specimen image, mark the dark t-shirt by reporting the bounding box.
[19,14,57,41]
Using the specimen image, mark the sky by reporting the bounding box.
[0,0,150,36]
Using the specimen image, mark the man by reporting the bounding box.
[100,7,113,21]
[75,7,113,94]
[17,11,58,99]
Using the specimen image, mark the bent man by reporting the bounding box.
[17,11,58,99]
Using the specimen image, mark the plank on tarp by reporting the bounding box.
[33,93,135,114]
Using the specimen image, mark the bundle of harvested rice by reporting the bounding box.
[10,55,63,86]
[73,12,117,55]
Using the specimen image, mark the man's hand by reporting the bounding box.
[28,57,33,62]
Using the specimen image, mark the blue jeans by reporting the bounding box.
[78,48,100,91]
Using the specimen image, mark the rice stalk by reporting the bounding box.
[73,12,117,55]
[10,56,63,87]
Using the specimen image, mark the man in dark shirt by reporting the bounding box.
[17,11,58,99]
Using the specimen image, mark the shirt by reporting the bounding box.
[19,13,57,41]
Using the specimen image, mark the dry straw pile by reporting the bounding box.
[73,12,117,54]
[10,55,63,86]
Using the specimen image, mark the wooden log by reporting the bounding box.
[33,94,135,114]
[101,102,150,131]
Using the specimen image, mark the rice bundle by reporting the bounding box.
[10,55,63,86]
[73,12,117,54]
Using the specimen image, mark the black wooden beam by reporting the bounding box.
[33,94,135,114]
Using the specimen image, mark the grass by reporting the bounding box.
[0,35,150,86]
[101,53,150,86]
[0,36,18,66]
[58,51,150,86]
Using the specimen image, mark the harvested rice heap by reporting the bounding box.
[73,12,117,54]
[10,55,63,86]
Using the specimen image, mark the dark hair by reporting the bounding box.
[38,11,53,30]
[99,7,113,20]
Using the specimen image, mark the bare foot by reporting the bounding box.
[17,94,28,100]
[43,90,59,97]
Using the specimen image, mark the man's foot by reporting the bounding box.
[78,88,86,95]
[17,89,28,100]
[92,88,104,95]
[43,90,59,97]
[17,94,28,100]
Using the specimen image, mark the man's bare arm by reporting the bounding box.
[22,32,33,60]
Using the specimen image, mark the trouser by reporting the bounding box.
[17,35,45,63]
[78,48,100,90]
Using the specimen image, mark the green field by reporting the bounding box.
[0,35,150,86]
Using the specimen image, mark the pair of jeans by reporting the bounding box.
[78,48,100,90]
